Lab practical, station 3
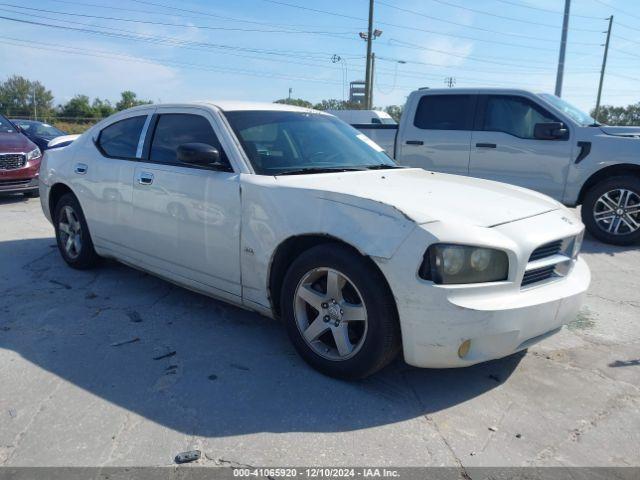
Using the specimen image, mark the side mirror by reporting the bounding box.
[177,143,231,171]
[534,122,568,140]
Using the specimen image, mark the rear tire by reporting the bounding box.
[581,175,640,245]
[54,193,100,269]
[281,243,401,379]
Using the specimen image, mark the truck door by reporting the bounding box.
[396,94,476,175]
[469,94,573,200]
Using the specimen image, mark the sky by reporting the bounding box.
[0,0,638,114]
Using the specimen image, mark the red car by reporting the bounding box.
[0,113,42,197]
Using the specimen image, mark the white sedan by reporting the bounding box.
[39,102,590,379]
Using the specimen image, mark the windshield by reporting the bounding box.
[0,114,17,133]
[224,111,397,175]
[538,94,598,126]
[12,120,65,137]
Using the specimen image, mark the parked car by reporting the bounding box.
[10,119,67,151]
[0,113,42,197]
[326,109,397,125]
[47,134,80,149]
[39,102,590,379]
[351,88,640,245]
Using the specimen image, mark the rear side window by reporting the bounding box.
[98,116,147,159]
[413,95,474,130]
[149,113,225,164]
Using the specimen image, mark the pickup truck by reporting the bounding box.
[354,88,640,246]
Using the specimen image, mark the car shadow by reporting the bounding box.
[0,193,30,205]
[0,237,523,437]
[581,236,638,255]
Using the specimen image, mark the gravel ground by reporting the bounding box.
[0,195,638,469]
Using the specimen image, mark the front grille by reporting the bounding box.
[0,154,26,170]
[529,240,563,261]
[522,265,556,286]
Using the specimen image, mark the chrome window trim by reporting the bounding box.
[136,114,153,159]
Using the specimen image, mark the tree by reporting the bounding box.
[92,98,115,118]
[0,75,54,118]
[274,98,313,108]
[116,90,151,111]
[383,105,403,122]
[59,95,95,119]
[591,103,640,126]
[313,99,363,111]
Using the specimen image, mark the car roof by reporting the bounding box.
[122,101,325,114]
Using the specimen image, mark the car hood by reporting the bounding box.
[0,132,37,153]
[274,168,560,227]
[600,126,640,138]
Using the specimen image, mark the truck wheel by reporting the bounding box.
[54,193,101,269]
[281,244,401,379]
[581,175,640,245]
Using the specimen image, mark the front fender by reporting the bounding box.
[239,177,417,310]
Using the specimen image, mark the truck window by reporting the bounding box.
[413,95,474,131]
[483,95,558,139]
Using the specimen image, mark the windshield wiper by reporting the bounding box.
[363,164,402,170]
[276,167,365,176]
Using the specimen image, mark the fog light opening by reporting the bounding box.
[458,339,471,359]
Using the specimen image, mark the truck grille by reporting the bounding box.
[0,154,26,170]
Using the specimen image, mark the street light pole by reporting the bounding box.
[554,0,571,97]
[595,15,613,121]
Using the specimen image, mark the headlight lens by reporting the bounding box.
[26,147,42,161]
[419,244,509,284]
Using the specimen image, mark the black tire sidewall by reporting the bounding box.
[582,176,640,246]
[281,244,400,379]
[54,193,99,269]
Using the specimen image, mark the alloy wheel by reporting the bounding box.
[293,267,368,361]
[58,205,83,259]
[593,188,640,236]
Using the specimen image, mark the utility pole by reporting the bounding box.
[364,0,374,110]
[595,15,613,121]
[554,0,571,97]
[444,76,456,88]
[288,87,292,101]
[369,52,376,107]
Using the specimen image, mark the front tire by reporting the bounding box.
[54,193,100,269]
[581,176,640,245]
[281,244,400,379]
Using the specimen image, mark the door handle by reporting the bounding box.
[74,163,88,174]
[476,143,497,148]
[406,140,424,145]
[137,172,154,185]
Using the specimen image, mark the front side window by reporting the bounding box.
[413,95,474,131]
[98,115,147,159]
[149,113,225,165]
[0,114,17,133]
[224,111,397,175]
[483,96,558,139]
[538,93,597,126]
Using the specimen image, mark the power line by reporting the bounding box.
[491,0,604,20]
[264,0,600,45]
[426,0,602,31]
[0,3,356,37]
[591,0,640,21]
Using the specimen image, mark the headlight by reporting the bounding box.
[419,244,509,284]
[26,147,42,161]
[572,231,584,259]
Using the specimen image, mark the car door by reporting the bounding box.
[130,106,242,300]
[397,93,476,175]
[81,110,154,256]
[469,94,573,200]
